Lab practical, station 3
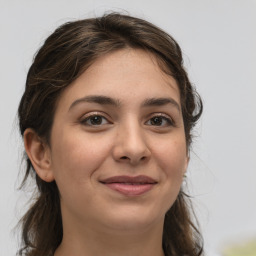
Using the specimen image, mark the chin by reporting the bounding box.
[99,207,165,232]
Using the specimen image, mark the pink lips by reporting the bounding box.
[100,175,157,196]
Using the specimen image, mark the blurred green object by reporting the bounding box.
[222,239,256,256]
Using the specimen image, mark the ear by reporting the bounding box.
[183,155,190,177]
[24,128,55,182]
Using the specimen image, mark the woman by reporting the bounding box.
[18,12,203,256]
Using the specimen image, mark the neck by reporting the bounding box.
[54,213,165,256]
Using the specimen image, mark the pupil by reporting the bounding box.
[151,117,162,126]
[91,116,102,125]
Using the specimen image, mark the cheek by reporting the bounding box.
[148,137,187,216]
[154,136,187,197]
[156,137,187,174]
[50,131,112,186]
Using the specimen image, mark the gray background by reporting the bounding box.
[0,0,255,255]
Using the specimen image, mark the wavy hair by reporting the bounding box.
[18,12,203,256]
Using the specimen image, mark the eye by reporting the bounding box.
[81,114,110,126]
[145,115,174,127]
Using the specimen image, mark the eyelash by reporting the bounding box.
[80,112,111,126]
[145,114,174,127]
[80,113,174,127]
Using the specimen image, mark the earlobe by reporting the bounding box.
[183,156,190,176]
[24,128,55,182]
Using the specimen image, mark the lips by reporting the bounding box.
[100,175,157,196]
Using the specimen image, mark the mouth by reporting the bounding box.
[100,175,157,196]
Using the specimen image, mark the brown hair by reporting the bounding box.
[18,12,203,256]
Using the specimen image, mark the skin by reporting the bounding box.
[24,49,188,256]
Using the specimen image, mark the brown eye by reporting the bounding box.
[81,115,109,126]
[146,115,173,127]
[150,117,163,126]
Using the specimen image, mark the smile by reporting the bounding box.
[100,175,157,196]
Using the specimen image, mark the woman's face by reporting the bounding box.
[48,49,188,232]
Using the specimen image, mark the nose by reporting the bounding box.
[112,121,151,165]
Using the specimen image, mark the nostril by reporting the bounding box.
[120,156,147,162]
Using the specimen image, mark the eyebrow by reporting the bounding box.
[141,97,180,112]
[69,95,121,110]
[69,95,180,112]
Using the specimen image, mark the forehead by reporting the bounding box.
[56,49,181,110]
